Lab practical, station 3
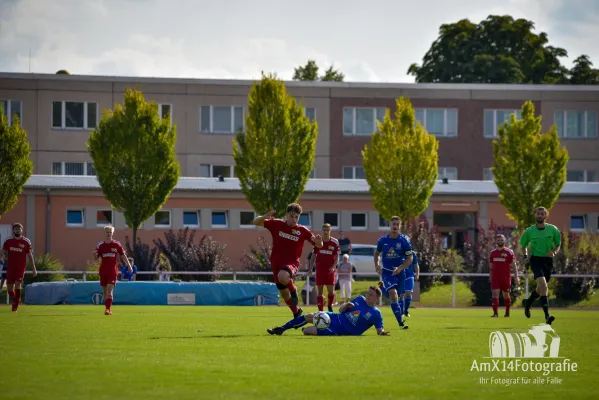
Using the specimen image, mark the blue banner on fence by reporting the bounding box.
[24,281,280,306]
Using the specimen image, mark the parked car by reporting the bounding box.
[346,244,381,279]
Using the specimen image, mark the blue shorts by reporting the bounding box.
[316,313,351,336]
[404,277,414,293]
[381,271,405,294]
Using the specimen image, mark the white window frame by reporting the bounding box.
[566,170,596,182]
[554,110,598,139]
[299,212,312,228]
[52,101,98,130]
[66,209,85,228]
[414,108,458,137]
[158,103,172,126]
[154,210,171,229]
[439,167,458,181]
[239,211,256,229]
[343,107,386,136]
[211,211,229,228]
[483,168,494,181]
[309,168,316,178]
[378,215,390,231]
[570,215,587,232]
[96,209,113,227]
[200,105,244,134]
[52,161,95,176]
[323,212,340,230]
[483,109,521,138]
[0,99,22,126]
[342,166,365,180]
[305,107,316,122]
[199,164,235,178]
[351,212,368,231]
[182,210,200,228]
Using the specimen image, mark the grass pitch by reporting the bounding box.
[1,305,598,400]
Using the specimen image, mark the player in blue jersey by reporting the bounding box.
[266,286,390,336]
[374,216,413,329]
[402,251,419,317]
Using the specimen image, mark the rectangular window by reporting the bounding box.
[52,162,95,176]
[439,167,458,180]
[309,168,316,178]
[323,212,339,228]
[483,168,494,181]
[240,211,256,228]
[212,211,228,228]
[66,209,84,227]
[483,109,521,138]
[342,166,365,179]
[199,164,234,178]
[351,213,367,230]
[305,107,316,122]
[183,211,199,227]
[52,101,98,129]
[154,210,171,228]
[299,212,311,227]
[0,99,22,126]
[379,215,390,229]
[65,162,84,176]
[52,162,63,175]
[554,110,598,138]
[96,210,113,227]
[567,170,597,182]
[159,104,172,125]
[86,163,96,176]
[200,105,244,134]
[570,215,586,232]
[343,107,386,136]
[414,108,458,137]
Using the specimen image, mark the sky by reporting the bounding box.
[0,0,598,83]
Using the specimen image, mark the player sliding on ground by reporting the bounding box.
[0,223,37,312]
[93,225,133,315]
[253,203,323,318]
[489,234,518,318]
[307,223,340,312]
[266,286,390,336]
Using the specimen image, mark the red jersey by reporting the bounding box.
[314,238,340,272]
[95,240,125,273]
[2,236,32,271]
[489,247,514,276]
[264,218,315,269]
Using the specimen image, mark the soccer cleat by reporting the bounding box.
[404,311,411,317]
[104,309,112,315]
[523,299,531,318]
[546,315,555,325]
[289,290,299,307]
[267,327,285,336]
[399,320,408,329]
[378,281,384,289]
[504,312,510,318]
[328,306,333,312]
[293,307,303,319]
[491,313,498,318]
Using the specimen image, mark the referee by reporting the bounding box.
[519,206,561,325]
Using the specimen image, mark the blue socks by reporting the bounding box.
[404,295,412,313]
[282,315,307,331]
[391,301,404,326]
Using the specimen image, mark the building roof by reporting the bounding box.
[22,175,599,197]
[2,72,599,92]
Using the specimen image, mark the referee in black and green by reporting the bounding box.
[519,206,561,325]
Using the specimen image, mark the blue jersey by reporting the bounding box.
[121,264,138,281]
[376,234,413,274]
[405,252,418,278]
[339,296,384,335]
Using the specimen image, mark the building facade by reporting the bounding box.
[1,72,598,182]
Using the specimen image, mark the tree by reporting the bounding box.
[86,88,180,244]
[0,109,33,219]
[408,15,570,84]
[232,73,318,217]
[491,101,568,230]
[293,60,345,82]
[362,97,439,226]
[567,55,599,85]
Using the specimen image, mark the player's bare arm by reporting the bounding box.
[307,254,317,276]
[28,249,37,277]
[252,210,275,227]
[121,254,133,273]
[0,248,5,261]
[373,251,381,273]
[415,263,420,281]
[338,302,355,313]
[392,254,413,276]
[330,255,338,273]
[547,246,561,257]
[376,328,391,336]
[511,260,518,282]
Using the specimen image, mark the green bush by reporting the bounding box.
[404,220,446,292]
[125,236,160,281]
[23,254,65,285]
[240,236,274,282]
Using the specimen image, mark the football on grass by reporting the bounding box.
[313,311,331,330]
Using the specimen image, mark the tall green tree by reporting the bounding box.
[408,15,570,84]
[86,88,180,244]
[293,59,345,82]
[362,97,439,226]
[492,101,568,230]
[567,55,599,84]
[233,73,318,217]
[0,109,33,219]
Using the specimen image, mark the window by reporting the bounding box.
[309,168,316,178]
[52,101,98,129]
[240,211,256,228]
[415,108,458,137]
[342,166,366,179]
[200,105,244,134]
[0,100,22,126]
[305,107,316,122]
[379,215,389,229]
[299,212,311,227]
[351,213,367,230]
[483,109,521,138]
[439,167,458,180]
[96,210,113,227]
[570,215,586,232]
[183,211,199,227]
[212,211,228,228]
[567,170,597,182]
[52,162,95,176]
[323,212,339,228]
[351,246,375,257]
[199,164,234,178]
[159,104,172,125]
[343,107,386,136]
[66,209,84,227]
[554,110,598,138]
[154,211,171,228]
[483,168,494,181]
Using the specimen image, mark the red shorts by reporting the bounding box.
[491,275,511,292]
[100,269,118,287]
[316,272,336,286]
[272,264,299,284]
[6,266,26,285]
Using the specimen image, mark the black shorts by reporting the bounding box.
[529,256,553,281]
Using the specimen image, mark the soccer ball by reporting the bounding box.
[313,311,331,330]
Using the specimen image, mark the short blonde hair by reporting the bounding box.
[104,225,115,233]
[343,254,349,260]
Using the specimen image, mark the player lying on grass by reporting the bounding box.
[266,286,391,336]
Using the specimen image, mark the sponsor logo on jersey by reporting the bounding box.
[102,253,117,258]
[279,231,300,241]
[9,247,23,253]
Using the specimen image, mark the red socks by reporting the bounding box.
[492,298,499,314]
[286,279,296,293]
[505,297,511,313]
[327,293,335,308]
[317,296,324,311]
[105,296,113,310]
[9,289,21,311]
[284,298,298,314]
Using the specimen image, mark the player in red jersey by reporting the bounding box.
[308,223,340,312]
[489,234,518,318]
[93,225,132,315]
[253,203,324,318]
[0,223,37,312]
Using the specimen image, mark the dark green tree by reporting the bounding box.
[293,60,345,82]
[0,108,33,219]
[492,101,569,230]
[408,15,570,84]
[86,88,180,244]
[567,55,599,84]
[233,73,318,217]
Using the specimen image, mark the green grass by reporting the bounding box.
[1,305,598,400]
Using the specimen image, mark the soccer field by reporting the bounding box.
[1,305,598,400]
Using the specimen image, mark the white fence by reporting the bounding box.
[7,271,599,307]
